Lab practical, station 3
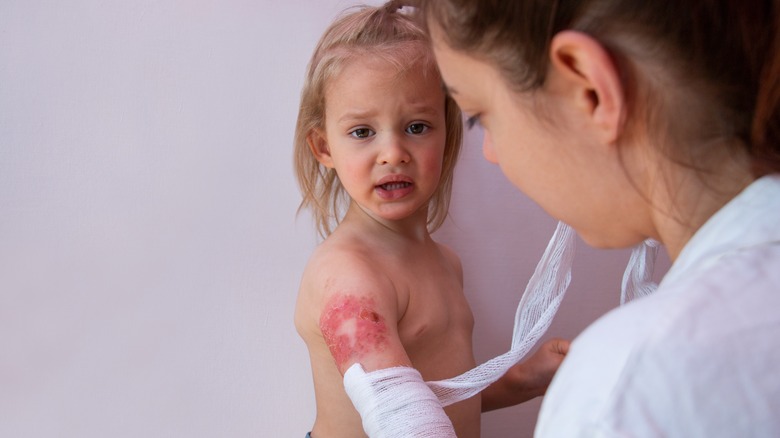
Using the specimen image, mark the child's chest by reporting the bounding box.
[393,261,475,376]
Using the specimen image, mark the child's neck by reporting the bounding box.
[342,202,432,244]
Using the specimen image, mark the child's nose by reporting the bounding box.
[377,135,411,165]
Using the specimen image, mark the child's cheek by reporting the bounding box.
[319,294,389,371]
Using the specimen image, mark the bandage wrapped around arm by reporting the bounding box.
[341,222,659,436]
[343,363,456,438]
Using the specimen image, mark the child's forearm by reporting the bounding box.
[480,338,570,412]
[480,365,545,412]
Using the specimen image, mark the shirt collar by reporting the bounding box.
[661,174,780,286]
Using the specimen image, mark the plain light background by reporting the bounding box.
[0,1,670,436]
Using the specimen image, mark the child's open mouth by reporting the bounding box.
[375,180,414,200]
[378,182,412,191]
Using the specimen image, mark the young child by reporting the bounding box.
[293,3,567,437]
[293,4,477,436]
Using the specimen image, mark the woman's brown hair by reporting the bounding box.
[418,0,780,176]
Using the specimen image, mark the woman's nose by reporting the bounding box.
[482,130,497,163]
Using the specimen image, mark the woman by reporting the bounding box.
[419,1,780,436]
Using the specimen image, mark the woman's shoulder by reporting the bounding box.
[582,236,780,350]
[567,242,780,395]
[589,255,780,434]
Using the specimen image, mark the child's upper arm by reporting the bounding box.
[309,249,411,375]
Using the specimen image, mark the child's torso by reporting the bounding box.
[297,230,481,438]
[393,242,481,437]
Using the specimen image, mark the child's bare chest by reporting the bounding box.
[392,259,475,377]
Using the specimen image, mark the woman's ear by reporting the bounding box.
[548,30,625,144]
[307,129,334,168]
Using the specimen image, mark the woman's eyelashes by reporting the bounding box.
[466,114,481,130]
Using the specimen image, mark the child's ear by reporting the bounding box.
[307,129,334,168]
[548,30,624,144]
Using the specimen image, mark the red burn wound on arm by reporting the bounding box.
[319,294,389,371]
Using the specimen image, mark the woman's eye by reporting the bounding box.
[466,114,481,130]
[406,123,428,135]
[350,128,374,139]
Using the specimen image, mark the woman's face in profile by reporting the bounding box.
[429,26,579,228]
[429,25,650,248]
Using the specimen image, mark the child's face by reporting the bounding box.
[313,57,447,226]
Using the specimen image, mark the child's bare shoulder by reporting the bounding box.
[296,231,414,373]
[297,232,401,326]
[303,233,390,289]
[434,241,464,280]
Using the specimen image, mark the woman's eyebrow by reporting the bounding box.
[441,82,458,96]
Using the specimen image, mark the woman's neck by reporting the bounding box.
[650,151,755,261]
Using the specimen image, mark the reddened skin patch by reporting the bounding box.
[319,294,389,372]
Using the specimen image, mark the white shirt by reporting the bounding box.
[536,174,780,438]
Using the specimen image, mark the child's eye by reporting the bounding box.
[406,123,428,135]
[350,128,374,139]
[466,114,481,130]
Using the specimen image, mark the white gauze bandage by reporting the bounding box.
[426,221,576,405]
[344,221,660,434]
[621,238,660,304]
[343,363,456,438]
[426,223,660,406]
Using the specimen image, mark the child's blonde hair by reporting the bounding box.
[294,2,463,238]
